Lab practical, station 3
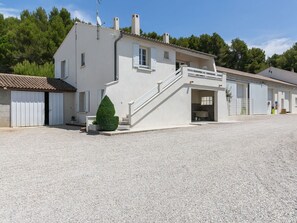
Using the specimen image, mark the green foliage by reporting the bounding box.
[96,96,119,131]
[13,60,54,77]
[0,7,76,74]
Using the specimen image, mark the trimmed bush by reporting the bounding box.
[96,96,119,131]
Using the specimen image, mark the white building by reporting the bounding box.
[218,67,297,116]
[53,15,297,130]
[54,15,228,130]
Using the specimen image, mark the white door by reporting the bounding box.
[49,93,64,125]
[284,91,290,112]
[11,91,45,127]
[249,83,268,115]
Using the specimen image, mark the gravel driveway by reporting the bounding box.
[0,115,297,222]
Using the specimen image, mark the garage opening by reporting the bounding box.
[191,89,215,122]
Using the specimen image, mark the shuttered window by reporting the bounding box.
[133,44,157,71]
[78,91,90,112]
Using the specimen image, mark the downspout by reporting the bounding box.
[75,22,78,86]
[114,31,123,81]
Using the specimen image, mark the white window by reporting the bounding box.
[133,44,157,71]
[164,51,169,60]
[81,53,85,67]
[61,60,66,78]
[201,96,213,105]
[139,47,148,67]
[78,91,90,112]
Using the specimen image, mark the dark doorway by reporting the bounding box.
[44,92,49,125]
[191,89,215,122]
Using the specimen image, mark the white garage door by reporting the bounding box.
[49,93,64,125]
[249,83,268,115]
[11,91,45,127]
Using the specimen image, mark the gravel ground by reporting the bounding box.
[0,115,297,222]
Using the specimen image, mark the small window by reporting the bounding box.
[164,51,169,59]
[295,98,297,106]
[61,60,66,78]
[79,91,89,112]
[81,53,85,67]
[201,96,213,105]
[139,47,148,67]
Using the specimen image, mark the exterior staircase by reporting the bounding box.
[118,115,130,130]
[125,66,226,129]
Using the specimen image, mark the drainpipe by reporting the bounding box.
[114,31,123,81]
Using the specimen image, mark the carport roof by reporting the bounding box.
[0,73,76,92]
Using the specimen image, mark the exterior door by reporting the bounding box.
[11,91,45,127]
[249,83,268,115]
[49,93,64,125]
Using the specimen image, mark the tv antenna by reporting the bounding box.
[96,0,103,39]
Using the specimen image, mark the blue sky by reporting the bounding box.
[1,0,297,57]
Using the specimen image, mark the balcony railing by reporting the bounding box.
[187,67,223,80]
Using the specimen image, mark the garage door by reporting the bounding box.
[249,83,268,115]
[11,91,45,127]
[49,93,63,125]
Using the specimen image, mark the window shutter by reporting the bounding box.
[150,48,157,71]
[85,91,90,112]
[133,44,139,68]
[65,59,69,78]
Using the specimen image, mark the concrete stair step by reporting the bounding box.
[122,117,129,122]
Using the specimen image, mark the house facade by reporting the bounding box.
[53,14,297,130]
[54,15,228,130]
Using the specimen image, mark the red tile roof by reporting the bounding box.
[0,73,76,92]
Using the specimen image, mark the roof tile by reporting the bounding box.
[0,73,76,92]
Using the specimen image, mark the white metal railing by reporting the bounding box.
[129,68,183,119]
[187,67,223,80]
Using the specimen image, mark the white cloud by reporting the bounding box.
[0,7,20,18]
[249,38,295,57]
[70,9,95,24]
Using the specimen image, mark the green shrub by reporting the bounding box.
[96,96,119,131]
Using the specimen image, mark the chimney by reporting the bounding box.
[163,33,170,44]
[113,17,120,30]
[132,14,140,35]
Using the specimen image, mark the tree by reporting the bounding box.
[245,48,267,73]
[13,60,54,77]
[227,38,249,71]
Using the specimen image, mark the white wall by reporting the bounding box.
[127,68,227,129]
[106,36,177,118]
[54,23,120,123]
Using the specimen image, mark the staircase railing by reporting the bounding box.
[128,68,183,122]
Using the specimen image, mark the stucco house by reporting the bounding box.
[52,14,297,130]
[54,15,229,130]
